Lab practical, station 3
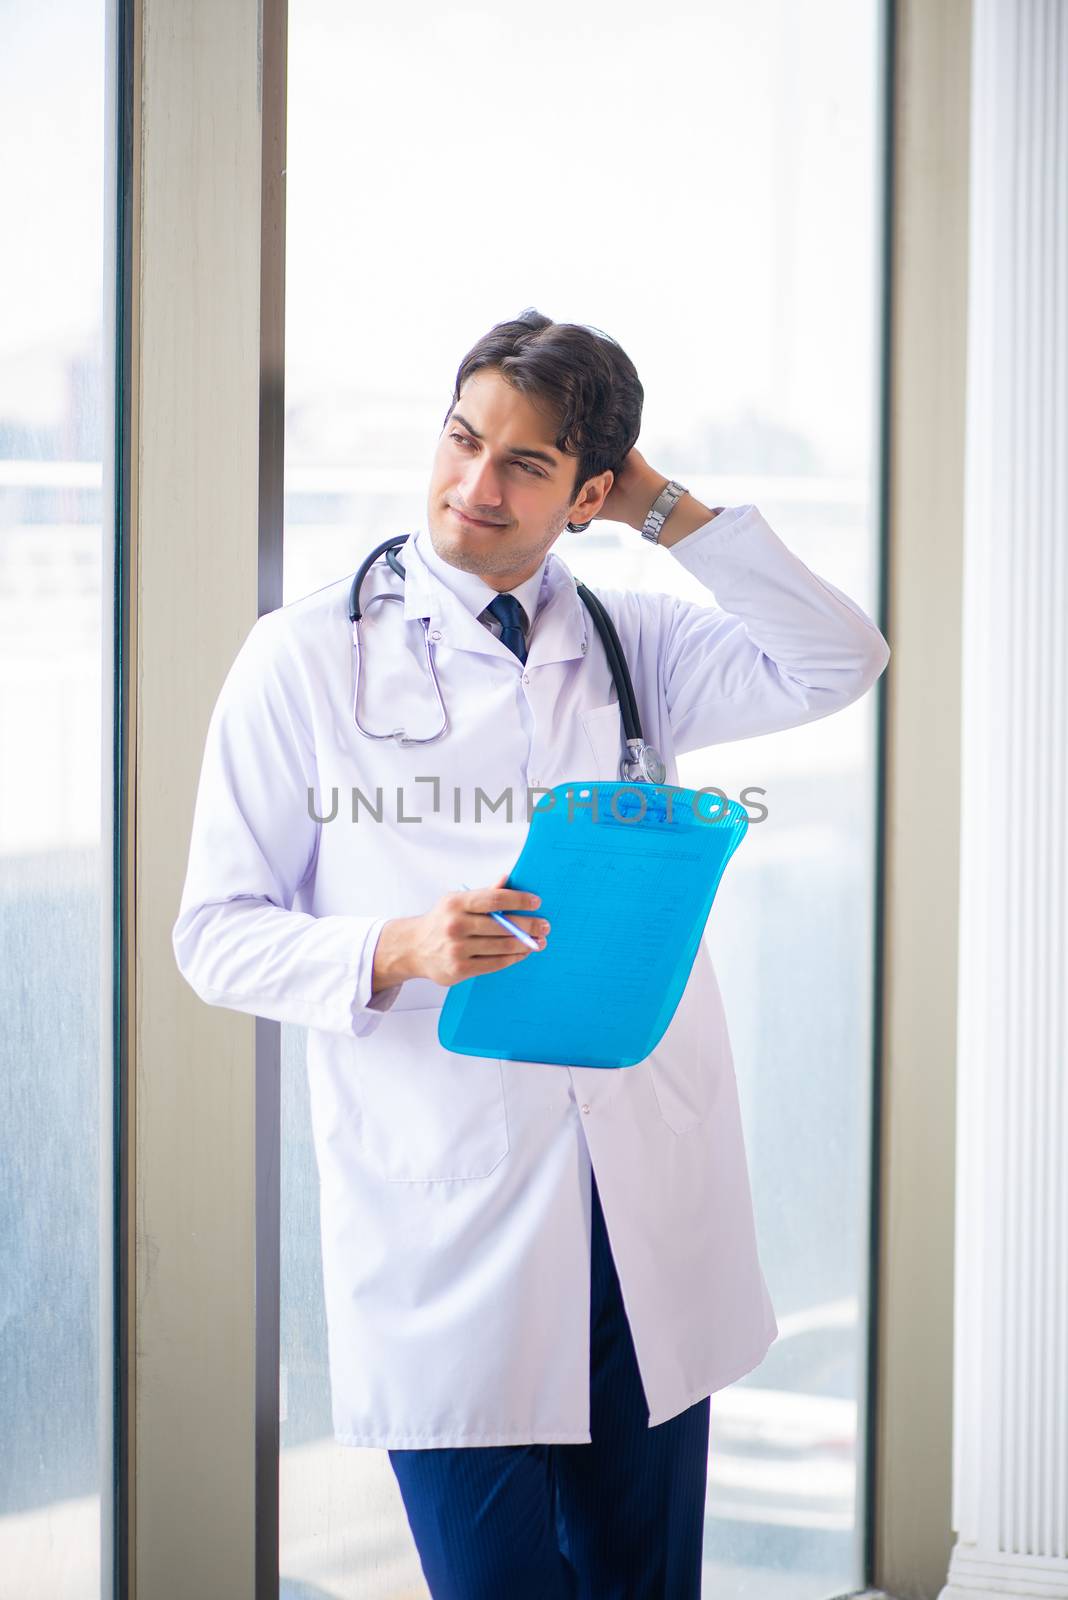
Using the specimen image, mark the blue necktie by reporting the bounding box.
[485,593,528,665]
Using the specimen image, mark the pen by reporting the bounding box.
[458,882,542,953]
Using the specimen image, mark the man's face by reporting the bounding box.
[426,367,611,590]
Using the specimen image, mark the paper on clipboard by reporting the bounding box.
[437,781,749,1068]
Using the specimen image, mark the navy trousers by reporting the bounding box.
[388,1169,711,1599]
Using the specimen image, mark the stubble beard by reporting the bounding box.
[429,504,572,584]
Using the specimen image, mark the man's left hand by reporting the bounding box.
[593,446,667,532]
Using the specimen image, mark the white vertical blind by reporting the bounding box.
[946,1,1068,1592]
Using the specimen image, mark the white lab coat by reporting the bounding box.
[172,504,890,1447]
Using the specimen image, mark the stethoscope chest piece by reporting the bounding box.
[621,740,667,786]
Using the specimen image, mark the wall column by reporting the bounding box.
[941,2,1068,1596]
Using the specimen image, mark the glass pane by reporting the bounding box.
[0,2,112,1596]
[281,1,884,1594]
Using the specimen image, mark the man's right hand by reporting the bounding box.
[371,873,550,992]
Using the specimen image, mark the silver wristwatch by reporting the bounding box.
[640,478,688,543]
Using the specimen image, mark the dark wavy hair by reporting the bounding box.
[445,307,644,503]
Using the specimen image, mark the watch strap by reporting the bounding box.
[640,479,688,543]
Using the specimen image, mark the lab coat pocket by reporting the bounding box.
[579,702,623,781]
[347,1008,509,1181]
[644,960,719,1136]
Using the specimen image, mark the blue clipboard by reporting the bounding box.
[437,781,749,1069]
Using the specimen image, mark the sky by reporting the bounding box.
[0,0,105,422]
[285,0,882,474]
[0,0,882,477]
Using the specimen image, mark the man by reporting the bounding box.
[173,309,890,1598]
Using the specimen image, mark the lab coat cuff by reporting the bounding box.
[353,916,403,1033]
[665,502,756,558]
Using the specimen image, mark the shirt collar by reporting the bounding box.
[413,524,550,631]
[399,525,589,668]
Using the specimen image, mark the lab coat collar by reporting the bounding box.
[401,524,589,669]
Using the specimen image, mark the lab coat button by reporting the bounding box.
[430,629,442,642]
[522,673,530,685]
[581,1103,591,1114]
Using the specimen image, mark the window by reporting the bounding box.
[280,2,886,1593]
[0,3,113,1594]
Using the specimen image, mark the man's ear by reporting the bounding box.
[596,468,614,505]
[572,469,613,521]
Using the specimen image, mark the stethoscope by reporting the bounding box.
[347,534,667,786]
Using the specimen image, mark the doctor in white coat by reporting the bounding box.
[173,308,890,1599]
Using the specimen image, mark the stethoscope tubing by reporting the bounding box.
[573,581,640,745]
[347,534,659,774]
